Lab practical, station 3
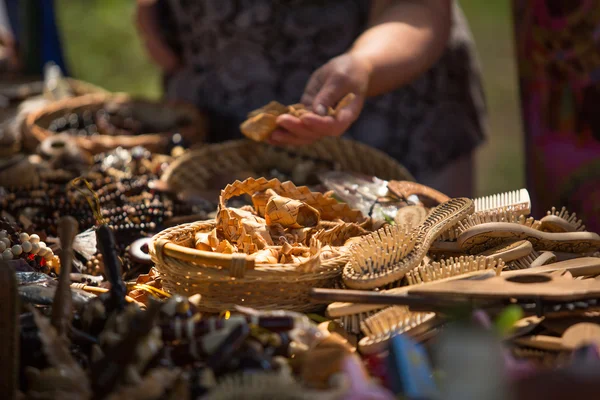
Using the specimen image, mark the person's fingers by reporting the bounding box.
[300,114,346,137]
[269,129,317,146]
[301,67,326,108]
[312,74,353,116]
[276,114,323,139]
[335,95,363,126]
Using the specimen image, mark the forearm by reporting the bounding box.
[350,0,452,97]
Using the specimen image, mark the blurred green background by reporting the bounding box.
[56,0,524,197]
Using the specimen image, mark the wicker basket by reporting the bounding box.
[24,93,206,154]
[161,137,414,194]
[150,220,345,313]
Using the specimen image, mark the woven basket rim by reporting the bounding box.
[150,220,347,275]
[24,92,204,147]
[160,137,416,187]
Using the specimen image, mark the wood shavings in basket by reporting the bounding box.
[190,177,371,265]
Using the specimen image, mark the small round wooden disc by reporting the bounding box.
[562,323,600,349]
[394,205,428,230]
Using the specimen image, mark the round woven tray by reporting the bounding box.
[24,93,206,154]
[161,137,414,194]
[150,220,346,313]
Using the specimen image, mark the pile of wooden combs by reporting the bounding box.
[310,181,600,361]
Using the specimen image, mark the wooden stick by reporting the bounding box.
[51,216,78,337]
[310,288,474,309]
[0,263,18,400]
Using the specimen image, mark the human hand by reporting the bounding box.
[269,53,371,146]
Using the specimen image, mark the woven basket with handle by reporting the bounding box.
[150,177,370,312]
[150,220,345,313]
[24,93,206,154]
[161,137,414,194]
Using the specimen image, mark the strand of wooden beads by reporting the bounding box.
[0,231,55,262]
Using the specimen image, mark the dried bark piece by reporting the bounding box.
[240,113,278,142]
[254,248,280,264]
[247,101,289,118]
[314,222,368,247]
[251,189,277,217]
[265,195,321,229]
[194,231,213,252]
[215,240,236,254]
[327,93,356,117]
[241,94,355,142]
[288,103,310,118]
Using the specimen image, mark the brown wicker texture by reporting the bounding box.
[24,93,206,154]
[161,137,415,194]
[150,220,346,313]
[1,77,108,153]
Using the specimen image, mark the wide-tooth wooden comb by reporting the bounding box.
[343,198,474,289]
[540,207,586,233]
[457,222,600,254]
[358,306,438,355]
[473,188,530,215]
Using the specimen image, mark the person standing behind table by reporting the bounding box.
[136,0,488,198]
[0,0,69,76]
[512,0,600,232]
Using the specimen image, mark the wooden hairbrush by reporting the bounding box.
[327,256,503,334]
[358,306,438,355]
[457,221,600,254]
[540,207,586,233]
[343,198,474,289]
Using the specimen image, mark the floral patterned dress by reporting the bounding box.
[512,0,600,232]
[161,0,487,181]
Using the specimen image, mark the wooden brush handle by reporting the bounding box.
[51,216,79,336]
[503,257,600,278]
[311,288,469,309]
[96,224,127,310]
[57,216,79,253]
[387,180,450,206]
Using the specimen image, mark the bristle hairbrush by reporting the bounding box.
[343,198,474,289]
[458,222,600,254]
[327,256,504,334]
[358,306,437,355]
[540,207,586,233]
